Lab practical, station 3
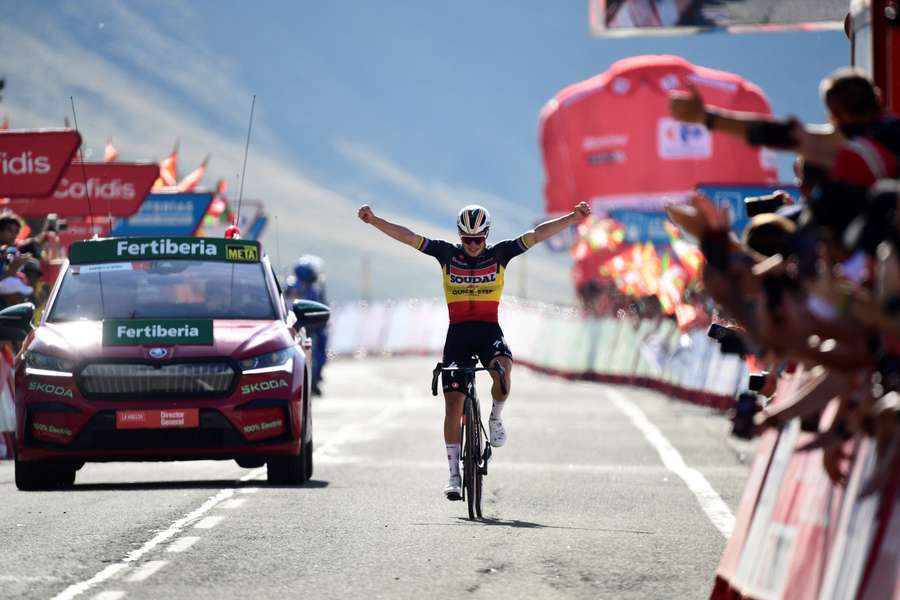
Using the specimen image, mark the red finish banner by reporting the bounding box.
[539,55,778,215]
[1,162,159,217]
[0,129,81,198]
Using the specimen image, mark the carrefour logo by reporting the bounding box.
[241,380,289,395]
[28,381,74,398]
[657,117,712,160]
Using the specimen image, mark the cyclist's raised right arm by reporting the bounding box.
[357,205,420,248]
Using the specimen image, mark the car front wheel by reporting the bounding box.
[267,451,309,486]
[15,460,76,491]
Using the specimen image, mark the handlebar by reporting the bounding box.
[431,362,508,397]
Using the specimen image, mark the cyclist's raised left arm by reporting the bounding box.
[521,202,591,248]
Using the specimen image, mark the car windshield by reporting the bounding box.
[48,260,276,321]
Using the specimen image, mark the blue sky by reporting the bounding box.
[1,2,848,303]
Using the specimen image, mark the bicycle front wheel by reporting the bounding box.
[463,398,479,520]
[474,407,484,519]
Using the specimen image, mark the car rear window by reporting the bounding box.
[48,260,276,322]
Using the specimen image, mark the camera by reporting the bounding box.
[731,391,762,439]
[744,193,786,217]
[746,119,796,148]
[748,371,769,393]
[46,213,67,233]
[707,323,752,357]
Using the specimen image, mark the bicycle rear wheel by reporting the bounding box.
[463,398,479,519]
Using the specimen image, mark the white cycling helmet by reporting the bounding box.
[457,205,491,236]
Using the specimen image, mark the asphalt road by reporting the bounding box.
[0,356,752,600]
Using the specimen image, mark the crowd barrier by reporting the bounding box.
[0,345,16,459]
[330,298,898,598]
[711,366,899,600]
[328,297,747,410]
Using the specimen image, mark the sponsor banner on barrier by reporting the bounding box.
[110,191,213,236]
[732,417,802,594]
[0,129,81,197]
[818,437,882,600]
[858,475,900,599]
[712,428,781,591]
[2,162,159,216]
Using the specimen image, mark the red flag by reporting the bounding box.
[0,117,8,131]
[657,264,689,316]
[177,155,209,192]
[152,141,179,190]
[103,138,119,162]
[664,221,704,283]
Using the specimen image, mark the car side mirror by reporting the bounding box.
[0,302,35,341]
[291,299,330,330]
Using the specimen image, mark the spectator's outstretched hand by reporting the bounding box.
[669,83,706,124]
[665,192,730,239]
[573,201,591,218]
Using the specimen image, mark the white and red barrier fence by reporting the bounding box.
[711,367,899,599]
[0,345,16,458]
[329,297,747,410]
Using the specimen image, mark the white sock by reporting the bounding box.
[446,443,460,477]
[491,400,505,420]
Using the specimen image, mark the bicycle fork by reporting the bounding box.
[479,419,493,476]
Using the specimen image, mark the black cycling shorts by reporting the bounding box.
[441,321,512,393]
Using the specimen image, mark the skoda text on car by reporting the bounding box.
[13,236,329,489]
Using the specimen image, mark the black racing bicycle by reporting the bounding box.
[431,360,507,520]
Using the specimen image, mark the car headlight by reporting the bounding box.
[239,347,295,374]
[25,351,76,376]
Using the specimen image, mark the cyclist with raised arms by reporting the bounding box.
[358,201,591,499]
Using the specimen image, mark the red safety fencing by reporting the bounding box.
[710,366,899,600]
[0,344,17,458]
[328,297,746,411]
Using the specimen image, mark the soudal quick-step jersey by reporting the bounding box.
[417,236,531,323]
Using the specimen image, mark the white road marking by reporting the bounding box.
[91,591,126,600]
[125,561,167,583]
[219,498,247,509]
[0,575,62,582]
[238,487,260,494]
[193,515,225,529]
[52,466,266,600]
[165,537,200,553]
[606,387,735,538]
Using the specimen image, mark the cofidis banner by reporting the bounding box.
[0,129,81,197]
[110,192,213,237]
[2,162,159,216]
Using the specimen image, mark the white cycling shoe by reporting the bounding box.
[489,416,506,447]
[444,474,462,501]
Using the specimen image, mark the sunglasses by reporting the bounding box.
[460,235,486,245]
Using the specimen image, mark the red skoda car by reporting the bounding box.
[12,236,328,489]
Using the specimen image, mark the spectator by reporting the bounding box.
[288,255,329,396]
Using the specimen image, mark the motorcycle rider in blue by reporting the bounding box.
[287,255,328,396]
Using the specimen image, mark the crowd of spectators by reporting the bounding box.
[665,66,900,493]
[0,212,56,314]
